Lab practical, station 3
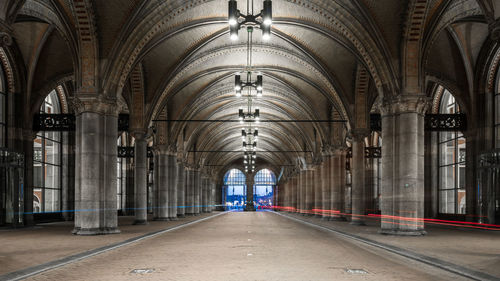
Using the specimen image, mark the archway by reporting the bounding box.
[253,169,275,210]
[223,169,246,211]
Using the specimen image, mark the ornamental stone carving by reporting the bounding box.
[380,95,430,116]
[70,96,119,116]
[0,32,12,46]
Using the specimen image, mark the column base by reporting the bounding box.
[329,216,346,221]
[72,227,121,236]
[349,220,366,226]
[177,214,186,218]
[153,217,170,221]
[244,203,256,212]
[168,217,179,221]
[133,219,148,225]
[185,213,196,216]
[320,216,330,221]
[379,229,427,236]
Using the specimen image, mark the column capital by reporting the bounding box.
[381,95,430,116]
[71,96,119,116]
[131,131,147,141]
[350,128,371,142]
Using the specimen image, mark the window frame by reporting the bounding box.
[253,169,276,207]
[33,90,63,213]
[437,91,466,215]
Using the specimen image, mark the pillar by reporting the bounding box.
[350,130,369,225]
[176,161,186,217]
[167,152,178,220]
[153,148,169,221]
[73,102,120,235]
[305,168,314,215]
[380,97,427,235]
[321,154,332,220]
[133,133,148,225]
[202,176,209,213]
[292,176,298,212]
[209,181,215,212]
[245,172,255,211]
[331,149,347,221]
[185,167,195,215]
[313,164,322,217]
[193,169,201,214]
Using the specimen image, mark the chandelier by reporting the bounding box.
[228,0,272,41]
[228,0,272,174]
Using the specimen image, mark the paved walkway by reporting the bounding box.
[282,212,500,278]
[0,213,217,276]
[19,212,470,281]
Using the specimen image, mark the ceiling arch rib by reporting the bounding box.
[105,0,396,101]
[147,39,351,123]
[120,0,387,172]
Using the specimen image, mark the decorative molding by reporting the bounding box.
[381,95,430,116]
[424,113,467,131]
[365,147,382,159]
[33,114,76,131]
[0,32,13,46]
[117,146,134,158]
[345,146,381,159]
[70,96,119,116]
[0,47,15,93]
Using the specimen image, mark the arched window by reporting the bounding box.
[223,169,246,210]
[438,90,466,214]
[0,63,6,147]
[254,169,275,209]
[33,90,62,213]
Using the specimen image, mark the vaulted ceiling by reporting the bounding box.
[1,0,495,176]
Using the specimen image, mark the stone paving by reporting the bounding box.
[0,213,217,276]
[283,212,500,278]
[16,212,472,281]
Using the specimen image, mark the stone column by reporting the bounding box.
[321,154,332,220]
[185,167,195,215]
[209,181,215,212]
[292,176,298,212]
[350,130,369,225]
[202,176,209,212]
[73,100,120,235]
[305,168,315,215]
[167,152,178,220]
[193,169,201,214]
[313,164,322,217]
[176,161,186,217]
[298,170,305,214]
[334,148,348,221]
[133,133,148,225]
[245,172,255,211]
[153,148,169,221]
[380,96,427,235]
